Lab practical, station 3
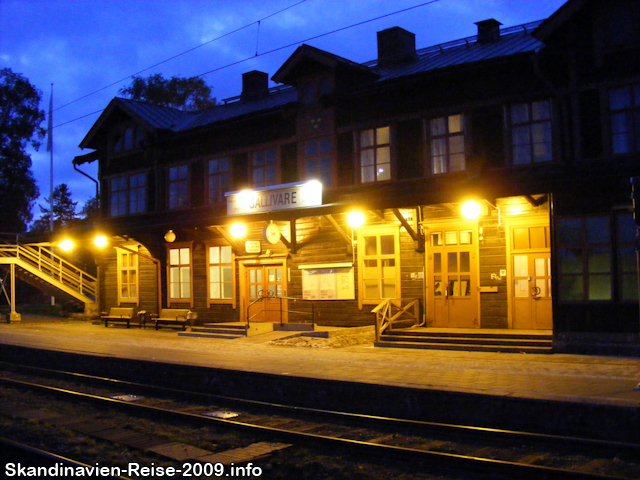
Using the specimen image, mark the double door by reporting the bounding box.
[427,225,479,328]
[245,264,287,323]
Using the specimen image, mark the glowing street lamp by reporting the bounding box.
[58,238,74,251]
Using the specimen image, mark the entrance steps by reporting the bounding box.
[376,327,553,354]
[178,322,315,340]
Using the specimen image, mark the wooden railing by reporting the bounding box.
[373,298,421,341]
[0,243,97,302]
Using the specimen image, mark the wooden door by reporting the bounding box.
[245,265,287,323]
[512,253,552,329]
[427,226,479,328]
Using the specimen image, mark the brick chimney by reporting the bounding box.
[377,27,417,68]
[241,70,269,101]
[475,19,502,44]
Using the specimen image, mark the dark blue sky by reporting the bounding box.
[0,0,566,219]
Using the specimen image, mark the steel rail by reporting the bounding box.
[0,436,133,480]
[1,360,638,456]
[0,374,630,480]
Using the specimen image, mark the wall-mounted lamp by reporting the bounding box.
[94,235,108,248]
[461,200,482,220]
[461,199,501,225]
[164,230,176,243]
[347,211,365,229]
[230,222,247,238]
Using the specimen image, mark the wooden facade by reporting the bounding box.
[75,0,640,355]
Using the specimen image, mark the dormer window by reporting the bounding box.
[111,124,146,154]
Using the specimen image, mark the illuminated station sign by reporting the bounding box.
[226,181,323,215]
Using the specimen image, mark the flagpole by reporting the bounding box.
[47,83,54,234]
[47,83,55,308]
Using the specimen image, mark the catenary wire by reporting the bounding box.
[50,0,443,131]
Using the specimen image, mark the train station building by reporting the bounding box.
[66,0,640,355]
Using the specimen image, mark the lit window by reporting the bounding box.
[429,114,465,174]
[117,247,138,303]
[357,229,400,303]
[208,245,234,301]
[360,127,391,183]
[508,100,552,165]
[168,246,191,300]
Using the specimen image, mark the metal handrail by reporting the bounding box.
[247,293,315,326]
[0,244,97,300]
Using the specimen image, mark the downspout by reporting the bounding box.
[73,163,100,205]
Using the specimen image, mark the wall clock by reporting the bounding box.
[264,222,281,245]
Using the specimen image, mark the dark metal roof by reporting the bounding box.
[373,20,545,81]
[101,20,544,136]
[114,97,194,130]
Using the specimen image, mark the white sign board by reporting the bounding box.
[226,181,322,215]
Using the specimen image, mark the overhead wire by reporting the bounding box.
[51,0,442,130]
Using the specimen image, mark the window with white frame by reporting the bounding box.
[117,246,138,303]
[359,126,391,183]
[109,173,146,217]
[429,114,465,174]
[508,100,553,165]
[251,148,278,188]
[168,246,191,301]
[610,84,640,154]
[208,245,234,302]
[207,158,230,205]
[168,165,189,209]
[357,228,401,303]
[303,137,333,187]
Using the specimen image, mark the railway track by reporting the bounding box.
[1,361,638,479]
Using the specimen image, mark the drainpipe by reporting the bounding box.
[73,163,99,205]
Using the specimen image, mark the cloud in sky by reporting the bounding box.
[0,0,567,224]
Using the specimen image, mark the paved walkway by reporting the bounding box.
[1,316,639,408]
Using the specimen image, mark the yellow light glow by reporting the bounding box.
[230,222,247,238]
[94,235,108,248]
[58,239,74,251]
[461,200,482,220]
[347,211,365,228]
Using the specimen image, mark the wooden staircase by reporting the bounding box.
[375,327,553,354]
[0,243,97,311]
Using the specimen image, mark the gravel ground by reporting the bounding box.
[268,329,375,348]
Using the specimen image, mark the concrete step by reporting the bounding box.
[178,331,243,339]
[375,340,553,354]
[378,328,553,353]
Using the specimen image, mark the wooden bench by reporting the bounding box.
[151,308,192,331]
[101,307,136,328]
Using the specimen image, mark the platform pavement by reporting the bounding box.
[1,315,639,409]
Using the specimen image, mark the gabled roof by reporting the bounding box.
[79,97,194,149]
[272,44,379,86]
[533,0,587,41]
